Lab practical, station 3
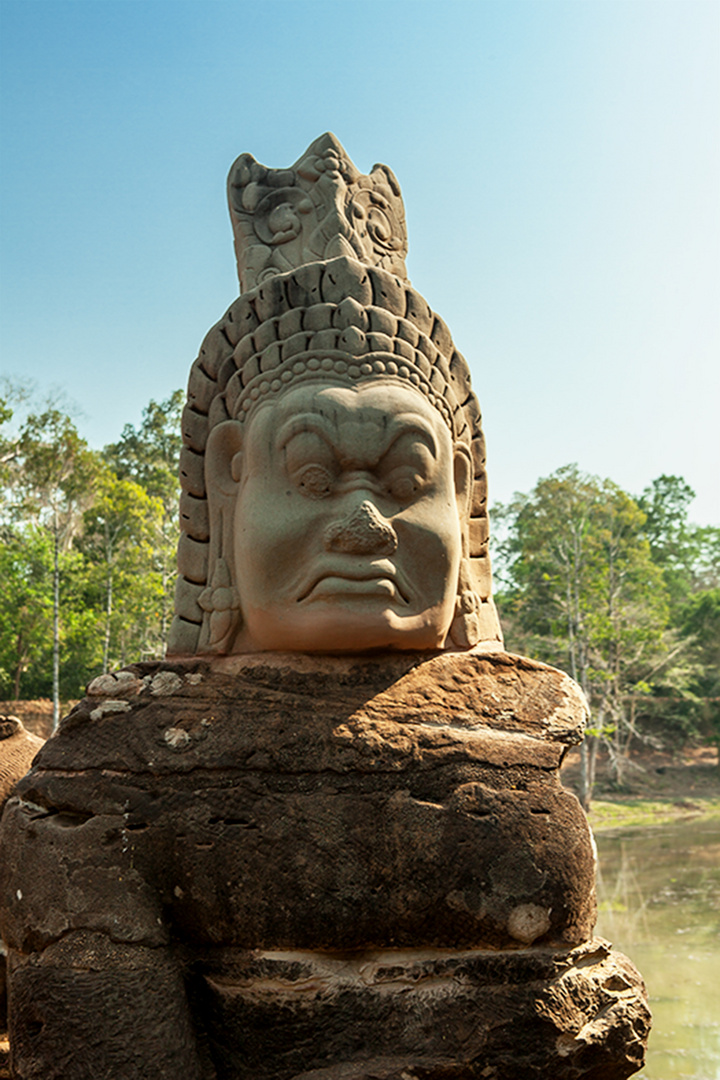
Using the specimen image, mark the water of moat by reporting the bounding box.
[595,815,720,1079]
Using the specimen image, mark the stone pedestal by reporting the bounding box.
[0,652,650,1078]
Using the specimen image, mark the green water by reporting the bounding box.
[595,817,720,1080]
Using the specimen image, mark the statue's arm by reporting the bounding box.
[0,788,207,1080]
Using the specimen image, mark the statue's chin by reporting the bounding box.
[233,601,452,654]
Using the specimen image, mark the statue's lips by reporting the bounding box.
[297,562,410,605]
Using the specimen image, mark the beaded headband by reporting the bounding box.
[231,353,454,436]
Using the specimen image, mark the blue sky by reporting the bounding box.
[1,0,718,523]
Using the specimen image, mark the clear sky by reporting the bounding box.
[1,0,718,523]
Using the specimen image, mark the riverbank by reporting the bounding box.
[588,795,720,831]
[561,743,720,832]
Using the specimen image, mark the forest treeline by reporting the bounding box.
[1,387,718,804]
[0,387,183,727]
[493,467,719,804]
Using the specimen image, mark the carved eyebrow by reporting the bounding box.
[380,413,439,461]
[275,409,440,462]
[276,414,335,454]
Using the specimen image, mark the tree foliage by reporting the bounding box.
[81,470,165,673]
[103,391,183,652]
[0,390,181,709]
[0,527,53,700]
[493,465,719,805]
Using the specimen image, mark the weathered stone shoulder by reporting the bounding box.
[4,651,595,957]
[26,651,587,782]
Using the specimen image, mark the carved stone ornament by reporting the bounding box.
[227,132,408,293]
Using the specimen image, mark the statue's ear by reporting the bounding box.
[205,420,245,501]
[198,421,245,655]
[205,419,245,571]
[453,445,473,523]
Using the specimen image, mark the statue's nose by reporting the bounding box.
[323,500,398,556]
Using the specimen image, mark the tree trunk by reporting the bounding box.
[579,741,591,810]
[103,525,113,674]
[612,727,627,786]
[160,558,168,656]
[579,735,600,810]
[13,632,24,700]
[579,703,605,810]
[588,735,600,797]
[52,515,60,731]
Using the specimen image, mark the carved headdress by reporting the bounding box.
[167,134,502,655]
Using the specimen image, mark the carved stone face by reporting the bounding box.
[229,381,471,653]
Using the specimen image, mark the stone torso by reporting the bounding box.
[3,652,595,956]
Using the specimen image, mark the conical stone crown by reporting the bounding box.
[227,132,408,293]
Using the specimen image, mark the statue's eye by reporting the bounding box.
[297,465,333,499]
[386,471,422,502]
[380,436,436,503]
[284,431,336,496]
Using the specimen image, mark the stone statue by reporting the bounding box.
[0,135,650,1080]
[167,133,500,659]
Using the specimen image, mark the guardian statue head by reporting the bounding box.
[166,134,502,656]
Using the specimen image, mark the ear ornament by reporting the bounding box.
[448,558,481,649]
[198,558,241,652]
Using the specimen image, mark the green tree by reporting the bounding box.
[0,397,15,486]
[645,588,720,755]
[0,527,53,699]
[681,589,720,753]
[104,391,182,653]
[82,470,165,672]
[639,474,720,594]
[0,389,186,706]
[638,475,699,607]
[634,476,720,746]
[0,525,104,703]
[5,408,102,726]
[686,525,720,592]
[494,465,670,807]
